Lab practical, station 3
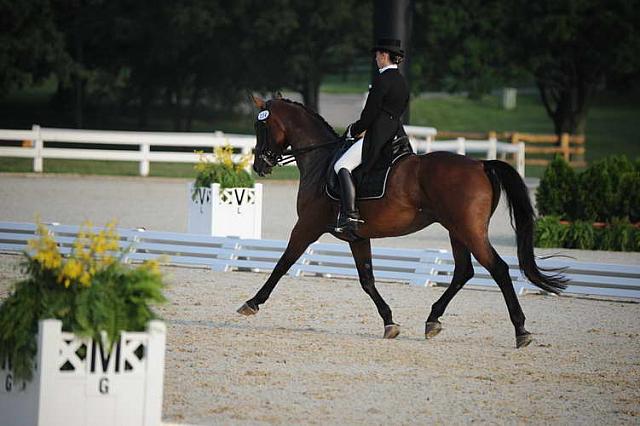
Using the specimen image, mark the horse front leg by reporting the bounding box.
[237,221,323,315]
[349,238,399,339]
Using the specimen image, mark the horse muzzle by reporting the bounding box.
[253,161,273,177]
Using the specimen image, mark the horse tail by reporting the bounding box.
[483,160,568,294]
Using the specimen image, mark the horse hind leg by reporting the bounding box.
[468,237,532,348]
[425,235,474,339]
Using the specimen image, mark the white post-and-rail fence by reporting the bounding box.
[0,124,526,177]
[0,125,255,176]
[1,221,638,300]
[404,125,526,176]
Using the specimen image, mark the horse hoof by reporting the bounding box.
[425,321,442,339]
[516,333,533,348]
[237,302,259,316]
[383,324,400,339]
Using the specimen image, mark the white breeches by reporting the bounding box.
[333,139,363,173]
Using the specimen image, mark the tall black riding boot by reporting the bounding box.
[335,168,364,233]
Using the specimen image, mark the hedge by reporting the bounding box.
[534,155,640,251]
[534,216,640,252]
[536,155,640,222]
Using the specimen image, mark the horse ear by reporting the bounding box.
[250,93,265,109]
[275,91,283,99]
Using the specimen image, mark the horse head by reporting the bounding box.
[251,95,289,176]
[250,94,338,177]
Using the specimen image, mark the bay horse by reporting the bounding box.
[237,95,566,348]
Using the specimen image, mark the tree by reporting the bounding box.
[0,0,69,98]
[104,0,244,130]
[412,0,521,98]
[510,0,640,135]
[413,0,640,136]
[244,0,371,111]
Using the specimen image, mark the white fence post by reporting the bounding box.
[456,137,466,155]
[517,142,526,177]
[32,125,43,173]
[241,145,253,172]
[487,137,497,160]
[139,142,150,176]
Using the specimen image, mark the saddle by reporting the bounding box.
[326,136,413,201]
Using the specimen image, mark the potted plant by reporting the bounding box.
[0,222,167,426]
[188,145,263,238]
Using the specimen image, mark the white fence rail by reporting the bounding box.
[1,221,638,300]
[1,125,526,177]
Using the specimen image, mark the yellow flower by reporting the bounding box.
[235,153,251,172]
[79,271,91,287]
[61,258,82,279]
[143,259,160,273]
[29,223,62,270]
[34,249,62,270]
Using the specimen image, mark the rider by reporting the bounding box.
[334,38,410,233]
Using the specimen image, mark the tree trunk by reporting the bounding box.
[138,85,151,129]
[536,75,595,138]
[186,78,201,131]
[74,75,84,129]
[301,73,321,113]
[166,85,183,131]
[74,18,84,129]
[174,85,183,131]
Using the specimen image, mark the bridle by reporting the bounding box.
[255,109,339,167]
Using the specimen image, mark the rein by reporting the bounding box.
[276,139,340,166]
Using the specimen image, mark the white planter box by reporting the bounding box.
[187,182,262,238]
[0,320,166,426]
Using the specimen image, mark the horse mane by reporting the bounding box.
[271,98,339,138]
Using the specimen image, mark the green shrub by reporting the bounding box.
[598,218,636,252]
[575,155,636,222]
[565,220,597,249]
[534,216,567,248]
[619,171,640,222]
[536,156,577,219]
[534,218,640,251]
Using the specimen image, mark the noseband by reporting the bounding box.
[255,110,339,167]
[254,118,281,167]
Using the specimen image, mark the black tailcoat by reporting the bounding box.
[349,68,409,173]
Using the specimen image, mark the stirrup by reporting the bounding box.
[334,212,364,233]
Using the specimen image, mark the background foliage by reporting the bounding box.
[1,0,638,139]
[537,156,640,222]
[535,155,640,251]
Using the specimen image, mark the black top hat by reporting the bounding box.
[371,38,405,57]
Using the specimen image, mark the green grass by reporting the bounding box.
[410,92,640,166]
[0,157,300,181]
[320,73,371,94]
[410,94,553,133]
